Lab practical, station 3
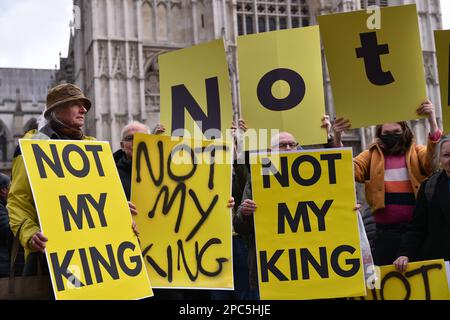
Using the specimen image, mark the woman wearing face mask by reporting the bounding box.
[332,100,442,266]
[394,136,450,273]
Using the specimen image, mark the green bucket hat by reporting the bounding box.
[45,83,91,117]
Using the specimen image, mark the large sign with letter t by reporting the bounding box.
[318,4,427,128]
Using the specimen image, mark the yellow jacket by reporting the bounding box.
[354,137,438,213]
[7,127,95,260]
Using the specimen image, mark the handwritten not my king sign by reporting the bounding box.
[131,133,233,289]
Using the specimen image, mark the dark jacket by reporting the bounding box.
[398,171,450,261]
[234,180,257,288]
[361,205,376,255]
[114,149,132,201]
[0,197,10,276]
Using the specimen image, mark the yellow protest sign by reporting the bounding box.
[355,260,450,300]
[159,39,233,140]
[19,139,152,300]
[250,148,365,300]
[237,26,327,149]
[131,133,233,289]
[435,30,450,134]
[318,4,426,128]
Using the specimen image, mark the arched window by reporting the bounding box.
[360,0,389,9]
[145,57,160,112]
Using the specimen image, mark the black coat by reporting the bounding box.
[0,197,11,276]
[113,149,132,201]
[398,171,450,261]
[361,205,376,255]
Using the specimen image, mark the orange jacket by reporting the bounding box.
[353,138,438,213]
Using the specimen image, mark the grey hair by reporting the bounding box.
[37,110,49,130]
[120,121,150,140]
[37,109,68,130]
[435,135,450,170]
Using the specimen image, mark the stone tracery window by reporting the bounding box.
[236,0,310,35]
[145,58,160,112]
[360,0,389,9]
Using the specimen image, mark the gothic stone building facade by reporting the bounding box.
[0,0,444,174]
[0,68,56,174]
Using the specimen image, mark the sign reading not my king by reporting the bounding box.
[20,139,153,300]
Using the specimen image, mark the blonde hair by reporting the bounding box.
[435,135,450,170]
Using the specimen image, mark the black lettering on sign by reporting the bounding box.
[176,239,200,281]
[262,154,343,188]
[186,190,218,242]
[195,144,229,190]
[135,141,164,186]
[300,247,329,280]
[167,144,197,182]
[262,157,289,188]
[260,250,289,282]
[32,144,64,178]
[358,263,442,300]
[148,184,186,234]
[259,245,360,283]
[79,248,93,286]
[197,238,228,277]
[171,77,221,138]
[291,155,321,186]
[380,271,411,300]
[142,238,228,283]
[288,249,299,281]
[142,244,168,279]
[257,68,306,111]
[117,241,143,277]
[404,263,442,300]
[50,250,84,291]
[50,242,143,292]
[330,245,360,278]
[61,144,90,178]
[90,244,120,283]
[320,153,342,184]
[85,145,105,176]
[32,143,105,178]
[278,200,334,234]
[355,32,395,86]
[59,193,108,231]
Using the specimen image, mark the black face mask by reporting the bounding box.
[380,133,401,149]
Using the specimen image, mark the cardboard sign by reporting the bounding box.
[435,30,450,134]
[355,260,450,300]
[250,148,365,300]
[159,39,233,140]
[318,4,426,128]
[237,26,327,149]
[131,133,233,289]
[19,139,153,300]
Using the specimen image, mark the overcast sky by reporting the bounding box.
[0,0,449,70]
[0,0,72,69]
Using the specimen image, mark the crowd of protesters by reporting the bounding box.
[0,83,449,300]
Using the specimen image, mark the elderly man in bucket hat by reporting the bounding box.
[7,83,138,277]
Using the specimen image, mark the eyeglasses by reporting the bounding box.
[278,142,299,149]
[122,135,134,142]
